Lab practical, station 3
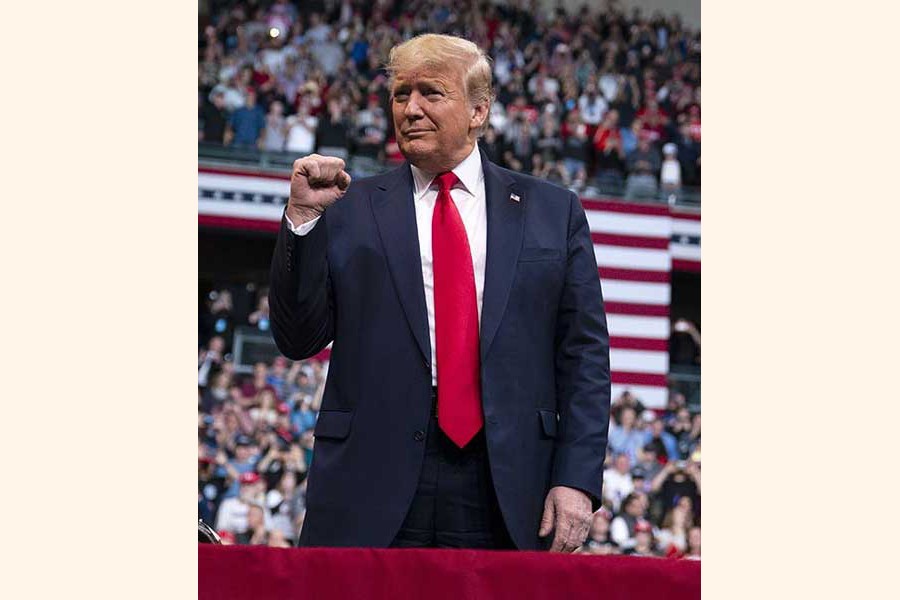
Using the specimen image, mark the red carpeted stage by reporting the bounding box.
[199,545,700,599]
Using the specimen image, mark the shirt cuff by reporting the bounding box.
[284,212,321,236]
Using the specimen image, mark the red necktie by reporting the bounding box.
[432,171,483,448]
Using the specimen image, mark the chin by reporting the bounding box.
[399,139,436,165]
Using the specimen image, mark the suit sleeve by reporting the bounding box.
[268,211,335,360]
[550,191,612,510]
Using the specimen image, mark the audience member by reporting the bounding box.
[609,492,648,551]
[228,89,266,147]
[602,453,634,512]
[200,90,229,144]
[624,135,661,200]
[260,101,287,151]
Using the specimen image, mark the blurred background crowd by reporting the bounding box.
[199,0,700,203]
[198,283,701,558]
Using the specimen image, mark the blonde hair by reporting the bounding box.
[386,34,494,134]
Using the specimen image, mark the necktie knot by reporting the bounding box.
[434,171,460,196]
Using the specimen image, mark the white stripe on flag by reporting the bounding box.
[610,349,669,374]
[594,245,671,271]
[199,199,285,221]
[585,211,671,238]
[672,219,701,236]
[601,280,671,305]
[605,314,670,339]
[611,384,668,409]
[199,173,290,196]
[670,244,701,261]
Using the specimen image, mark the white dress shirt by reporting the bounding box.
[285,144,487,385]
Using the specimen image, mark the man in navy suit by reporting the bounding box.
[269,34,610,551]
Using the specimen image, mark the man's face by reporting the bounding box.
[615,454,629,473]
[391,62,486,172]
[235,445,252,461]
[625,498,643,517]
[247,506,264,529]
[209,336,225,353]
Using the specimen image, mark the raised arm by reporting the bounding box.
[268,155,351,360]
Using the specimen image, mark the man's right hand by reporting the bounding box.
[287,154,352,225]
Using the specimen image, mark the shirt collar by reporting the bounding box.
[410,143,483,200]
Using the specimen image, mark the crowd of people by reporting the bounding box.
[198,284,701,558]
[199,0,701,201]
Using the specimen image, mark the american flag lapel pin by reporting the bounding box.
[510,193,521,203]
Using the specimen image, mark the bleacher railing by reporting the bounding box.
[199,143,701,208]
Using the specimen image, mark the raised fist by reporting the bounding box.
[287,154,352,224]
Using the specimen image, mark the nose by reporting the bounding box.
[403,91,425,120]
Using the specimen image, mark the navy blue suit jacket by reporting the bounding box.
[269,149,611,550]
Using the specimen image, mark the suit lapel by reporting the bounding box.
[479,150,523,361]
[371,165,432,366]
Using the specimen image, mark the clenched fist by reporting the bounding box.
[287,154,352,225]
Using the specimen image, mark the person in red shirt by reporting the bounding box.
[592,109,622,153]
[636,99,668,143]
[593,110,626,190]
[686,104,701,142]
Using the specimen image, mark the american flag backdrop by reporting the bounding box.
[199,168,701,408]
[584,200,673,408]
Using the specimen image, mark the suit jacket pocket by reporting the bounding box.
[519,247,561,262]
[314,410,353,440]
[538,409,558,438]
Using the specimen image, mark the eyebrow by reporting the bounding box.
[393,80,448,94]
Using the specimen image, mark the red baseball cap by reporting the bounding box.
[239,472,261,485]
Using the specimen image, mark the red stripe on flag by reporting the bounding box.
[604,302,670,317]
[610,337,669,351]
[199,166,289,182]
[199,214,281,233]
[611,372,668,386]
[581,198,671,216]
[670,210,701,221]
[591,232,669,249]
[672,259,701,273]
[599,267,670,283]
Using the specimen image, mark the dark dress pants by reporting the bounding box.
[390,390,516,549]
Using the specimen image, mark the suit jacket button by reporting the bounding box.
[414,430,425,442]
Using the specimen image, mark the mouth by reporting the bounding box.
[403,129,433,137]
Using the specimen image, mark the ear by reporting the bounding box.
[469,100,490,133]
